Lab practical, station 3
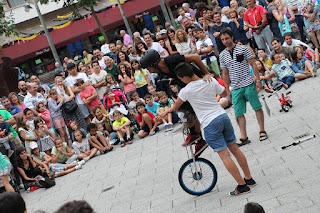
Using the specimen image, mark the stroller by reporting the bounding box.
[103,88,140,134]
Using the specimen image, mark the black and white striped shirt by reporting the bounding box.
[219,44,254,90]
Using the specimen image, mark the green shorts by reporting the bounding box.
[231,83,262,117]
[204,60,220,75]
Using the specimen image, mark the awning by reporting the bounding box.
[2,0,183,65]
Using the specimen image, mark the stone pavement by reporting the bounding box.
[22,76,320,213]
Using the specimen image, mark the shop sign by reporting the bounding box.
[135,12,149,19]
[35,48,50,56]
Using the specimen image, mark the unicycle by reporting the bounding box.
[178,125,218,196]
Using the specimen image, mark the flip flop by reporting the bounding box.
[259,131,268,141]
[237,137,251,147]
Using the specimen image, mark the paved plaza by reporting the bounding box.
[22,76,320,213]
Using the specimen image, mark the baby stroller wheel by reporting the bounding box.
[287,102,293,108]
[282,105,289,112]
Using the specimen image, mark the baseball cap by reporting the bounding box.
[29,142,38,150]
[159,29,167,34]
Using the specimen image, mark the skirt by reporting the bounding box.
[0,163,12,176]
[39,135,55,152]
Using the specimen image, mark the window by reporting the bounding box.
[6,0,25,8]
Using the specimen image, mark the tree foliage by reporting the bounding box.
[0,2,16,37]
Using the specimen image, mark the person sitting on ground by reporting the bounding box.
[144,94,159,117]
[51,138,82,166]
[296,45,320,67]
[128,91,146,111]
[164,62,256,196]
[29,142,51,167]
[157,91,178,132]
[69,120,87,143]
[86,123,113,154]
[73,129,100,162]
[291,49,316,77]
[136,102,159,138]
[263,54,296,89]
[257,49,272,69]
[96,123,117,145]
[255,60,274,92]
[112,110,132,147]
[0,115,14,157]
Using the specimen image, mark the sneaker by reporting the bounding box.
[182,134,201,147]
[168,123,174,131]
[244,178,257,187]
[19,184,24,189]
[229,185,251,196]
[74,165,83,170]
[120,141,126,148]
[84,157,90,162]
[78,160,86,166]
[164,124,169,132]
[127,138,133,145]
[264,88,274,93]
[313,67,317,77]
[194,140,208,156]
[8,150,14,158]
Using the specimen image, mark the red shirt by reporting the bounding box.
[243,5,267,31]
[80,86,102,110]
[136,110,155,123]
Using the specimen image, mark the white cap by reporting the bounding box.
[29,142,38,150]
[160,29,167,34]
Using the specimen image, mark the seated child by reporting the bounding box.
[96,123,118,145]
[144,94,162,125]
[147,85,157,96]
[153,92,160,103]
[258,49,272,69]
[291,48,316,78]
[128,91,146,112]
[73,130,100,162]
[69,121,87,143]
[264,54,296,89]
[0,115,14,157]
[136,102,159,138]
[112,110,132,147]
[24,108,35,131]
[104,89,128,120]
[255,60,273,92]
[30,142,51,166]
[106,74,127,103]
[86,123,113,154]
[157,91,179,132]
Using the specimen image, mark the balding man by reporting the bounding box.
[120,30,133,46]
[23,82,46,115]
[17,81,27,102]
[30,75,51,95]
[230,0,239,10]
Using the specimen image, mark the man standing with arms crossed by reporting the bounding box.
[219,28,268,146]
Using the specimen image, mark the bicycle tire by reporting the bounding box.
[178,158,217,196]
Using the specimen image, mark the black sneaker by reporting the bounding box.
[229,185,250,196]
[244,178,256,187]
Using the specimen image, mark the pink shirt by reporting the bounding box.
[244,5,268,31]
[80,86,102,110]
[123,34,133,46]
[118,75,136,94]
[40,109,53,129]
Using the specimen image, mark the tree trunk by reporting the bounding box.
[164,0,177,29]
[90,6,109,43]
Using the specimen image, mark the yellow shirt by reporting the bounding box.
[262,57,272,69]
[133,69,148,88]
[84,54,93,66]
[113,117,129,127]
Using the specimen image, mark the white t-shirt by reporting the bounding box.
[65,73,89,104]
[221,16,232,23]
[101,44,111,55]
[196,37,217,63]
[177,13,192,22]
[99,59,106,69]
[178,78,225,128]
[72,138,90,154]
[283,39,312,50]
[91,70,108,100]
[150,42,165,55]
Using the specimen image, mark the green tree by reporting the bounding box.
[40,0,109,42]
[0,2,16,37]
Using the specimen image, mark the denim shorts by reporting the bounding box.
[204,113,237,152]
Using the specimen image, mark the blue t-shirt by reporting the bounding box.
[8,106,21,116]
[145,102,158,116]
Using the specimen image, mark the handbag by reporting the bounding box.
[62,100,78,114]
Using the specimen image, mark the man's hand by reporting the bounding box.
[203,74,212,82]
[256,81,263,93]
[213,32,220,38]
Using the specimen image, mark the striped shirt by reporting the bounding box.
[219,44,254,90]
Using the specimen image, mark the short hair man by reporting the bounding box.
[143,33,168,57]
[1,96,22,118]
[93,49,106,69]
[219,28,267,145]
[270,37,292,60]
[23,82,46,116]
[17,80,27,102]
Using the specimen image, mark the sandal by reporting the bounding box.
[259,131,268,141]
[236,137,251,147]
